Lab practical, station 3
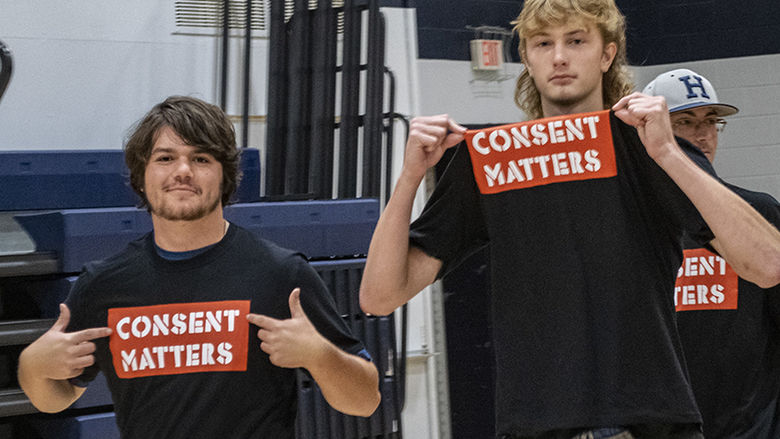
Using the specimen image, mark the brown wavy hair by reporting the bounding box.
[124,96,241,208]
[512,0,634,120]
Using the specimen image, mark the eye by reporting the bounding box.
[569,38,584,45]
[674,119,692,126]
[155,155,173,162]
[194,155,212,164]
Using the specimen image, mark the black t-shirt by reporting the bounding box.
[676,184,780,439]
[66,225,366,439]
[410,112,715,436]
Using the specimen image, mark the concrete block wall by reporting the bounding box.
[634,55,780,200]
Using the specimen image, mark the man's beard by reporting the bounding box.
[549,93,589,110]
[149,194,221,221]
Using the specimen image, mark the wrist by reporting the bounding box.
[18,347,48,386]
[18,345,41,376]
[397,167,425,192]
[303,337,337,373]
[650,140,683,168]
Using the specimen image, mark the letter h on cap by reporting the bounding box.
[678,75,710,99]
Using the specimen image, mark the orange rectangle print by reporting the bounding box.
[108,300,250,378]
[464,110,617,194]
[675,248,738,311]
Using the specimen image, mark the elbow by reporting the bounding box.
[337,394,381,418]
[359,288,396,317]
[737,257,780,289]
[755,260,780,289]
[365,389,382,417]
[769,253,780,287]
[23,388,73,414]
[32,401,69,414]
[351,388,382,418]
[343,370,382,418]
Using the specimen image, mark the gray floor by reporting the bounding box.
[0,212,36,255]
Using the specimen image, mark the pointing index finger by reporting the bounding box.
[73,327,112,343]
[247,313,280,328]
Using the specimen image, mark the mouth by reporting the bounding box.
[165,186,200,194]
[549,74,575,84]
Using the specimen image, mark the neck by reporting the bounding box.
[151,207,227,252]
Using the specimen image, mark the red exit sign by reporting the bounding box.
[470,39,504,70]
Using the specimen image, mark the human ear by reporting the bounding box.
[601,42,617,72]
[520,46,533,77]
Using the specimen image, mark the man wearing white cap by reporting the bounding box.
[645,69,780,438]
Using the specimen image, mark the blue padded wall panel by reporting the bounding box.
[0,148,260,211]
[0,150,138,210]
[14,208,153,273]
[225,200,379,259]
[14,200,378,272]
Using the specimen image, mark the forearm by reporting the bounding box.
[360,171,430,315]
[17,348,84,413]
[656,145,780,287]
[307,346,380,417]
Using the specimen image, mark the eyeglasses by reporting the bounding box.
[672,117,727,134]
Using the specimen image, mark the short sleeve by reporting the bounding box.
[409,143,490,277]
[290,256,366,358]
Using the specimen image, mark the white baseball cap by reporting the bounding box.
[642,68,739,116]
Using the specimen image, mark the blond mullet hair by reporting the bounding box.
[512,0,634,120]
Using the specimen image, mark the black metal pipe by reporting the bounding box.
[283,0,313,195]
[399,303,408,411]
[362,0,384,199]
[0,40,12,104]
[338,0,362,198]
[308,0,338,199]
[383,68,397,206]
[265,0,289,196]
[241,0,252,149]
[220,0,230,110]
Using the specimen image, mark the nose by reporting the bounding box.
[172,157,193,181]
[552,44,567,66]
[693,121,716,138]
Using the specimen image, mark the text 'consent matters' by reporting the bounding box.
[108,300,251,378]
[675,248,738,311]
[464,110,617,194]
